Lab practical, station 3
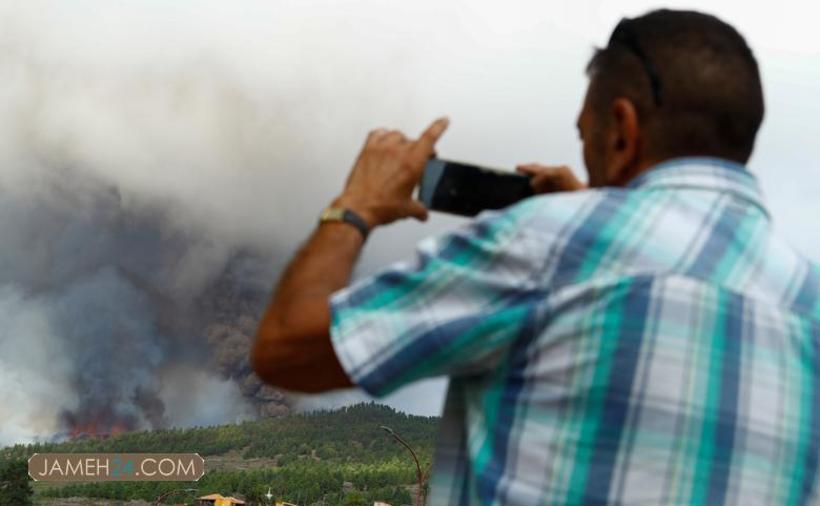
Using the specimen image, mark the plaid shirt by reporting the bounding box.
[329,157,820,505]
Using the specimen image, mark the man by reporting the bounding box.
[252,9,820,505]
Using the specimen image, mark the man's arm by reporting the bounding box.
[250,221,362,393]
[251,118,450,393]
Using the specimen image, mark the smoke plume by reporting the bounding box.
[0,0,399,443]
[0,167,288,441]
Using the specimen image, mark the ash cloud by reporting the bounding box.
[0,168,282,442]
[0,0,456,445]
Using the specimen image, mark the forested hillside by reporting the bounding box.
[0,403,440,505]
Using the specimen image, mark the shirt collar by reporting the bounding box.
[626,156,770,219]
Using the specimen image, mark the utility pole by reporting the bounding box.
[380,425,430,506]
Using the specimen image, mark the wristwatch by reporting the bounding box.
[318,206,370,240]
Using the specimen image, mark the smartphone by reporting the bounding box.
[418,158,534,217]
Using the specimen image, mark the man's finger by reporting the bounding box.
[382,130,408,145]
[517,164,557,174]
[366,127,390,146]
[516,164,541,175]
[411,117,449,159]
[531,174,554,191]
[405,199,429,222]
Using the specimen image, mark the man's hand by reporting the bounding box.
[251,116,450,393]
[333,117,450,228]
[515,164,587,194]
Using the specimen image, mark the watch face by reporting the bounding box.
[321,207,345,221]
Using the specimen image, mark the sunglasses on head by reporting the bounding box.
[608,18,663,107]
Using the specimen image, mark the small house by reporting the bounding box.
[197,493,246,506]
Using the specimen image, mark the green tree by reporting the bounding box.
[342,490,366,506]
[0,458,33,506]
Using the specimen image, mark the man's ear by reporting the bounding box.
[606,97,642,185]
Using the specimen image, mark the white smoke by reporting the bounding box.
[0,286,78,444]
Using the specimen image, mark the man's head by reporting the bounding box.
[577,9,765,187]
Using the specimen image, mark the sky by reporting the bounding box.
[0,0,818,424]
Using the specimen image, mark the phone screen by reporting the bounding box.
[419,158,534,217]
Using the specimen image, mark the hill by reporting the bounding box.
[0,402,440,505]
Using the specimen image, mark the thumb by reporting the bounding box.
[405,199,429,222]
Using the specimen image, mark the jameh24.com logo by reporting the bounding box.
[28,453,205,482]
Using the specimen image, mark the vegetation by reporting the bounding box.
[37,462,415,505]
[0,403,438,505]
[0,458,33,505]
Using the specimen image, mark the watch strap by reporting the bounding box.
[319,206,370,240]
